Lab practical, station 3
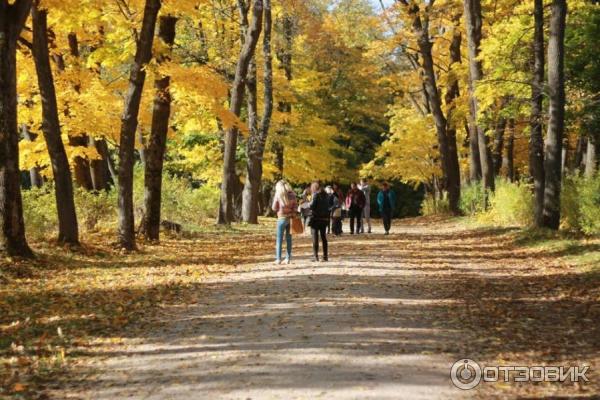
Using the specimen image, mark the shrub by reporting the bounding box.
[133,167,220,229]
[22,186,58,240]
[459,182,486,216]
[480,179,533,227]
[562,174,600,235]
[420,192,450,216]
[75,188,118,231]
[561,176,582,231]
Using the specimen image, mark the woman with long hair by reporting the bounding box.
[271,180,297,264]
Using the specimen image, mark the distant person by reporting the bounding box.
[309,181,330,261]
[332,183,345,233]
[377,182,397,235]
[345,182,366,234]
[326,185,342,236]
[358,178,372,233]
[299,185,312,232]
[272,180,297,264]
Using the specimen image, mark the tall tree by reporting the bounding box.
[117,0,161,249]
[464,0,495,199]
[142,15,177,241]
[272,13,293,181]
[65,33,94,190]
[443,14,462,215]
[0,0,33,256]
[542,0,567,230]
[530,0,545,227]
[492,115,507,176]
[585,136,597,177]
[31,1,79,245]
[218,0,263,224]
[504,118,515,182]
[242,0,273,223]
[398,0,461,214]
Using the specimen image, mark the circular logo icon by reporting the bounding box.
[450,359,482,390]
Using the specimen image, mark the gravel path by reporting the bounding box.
[67,220,474,399]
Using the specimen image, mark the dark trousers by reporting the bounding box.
[382,210,392,233]
[311,222,328,260]
[349,207,362,234]
[332,217,342,235]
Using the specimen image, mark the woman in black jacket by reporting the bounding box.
[309,181,330,262]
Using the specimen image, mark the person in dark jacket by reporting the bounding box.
[309,181,330,261]
[326,186,342,236]
[345,182,366,234]
[332,183,345,233]
[377,182,397,235]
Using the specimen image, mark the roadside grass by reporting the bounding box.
[0,219,274,399]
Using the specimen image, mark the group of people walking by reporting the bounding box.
[272,179,397,264]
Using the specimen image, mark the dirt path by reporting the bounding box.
[61,218,600,399]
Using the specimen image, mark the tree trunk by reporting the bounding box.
[492,116,507,176]
[242,0,273,223]
[585,136,597,177]
[219,0,263,224]
[542,0,567,230]
[573,134,586,173]
[503,118,515,182]
[530,0,545,227]
[404,3,454,213]
[142,15,177,241]
[271,14,294,184]
[443,18,462,215]
[117,0,161,249]
[467,119,482,182]
[89,137,110,190]
[0,0,33,257]
[63,33,93,190]
[464,0,495,201]
[22,126,43,188]
[31,3,79,245]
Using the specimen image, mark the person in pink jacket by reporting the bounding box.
[271,180,297,264]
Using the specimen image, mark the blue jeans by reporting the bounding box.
[275,217,292,261]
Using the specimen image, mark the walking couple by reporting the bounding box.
[271,180,332,264]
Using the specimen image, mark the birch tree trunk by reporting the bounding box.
[585,136,597,177]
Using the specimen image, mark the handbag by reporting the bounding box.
[332,208,342,218]
[291,216,304,234]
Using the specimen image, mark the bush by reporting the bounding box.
[420,193,450,216]
[75,188,117,231]
[459,182,486,216]
[21,171,221,240]
[22,186,58,240]
[479,179,533,227]
[133,167,220,229]
[562,174,600,235]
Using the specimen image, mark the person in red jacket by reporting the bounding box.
[345,182,366,234]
